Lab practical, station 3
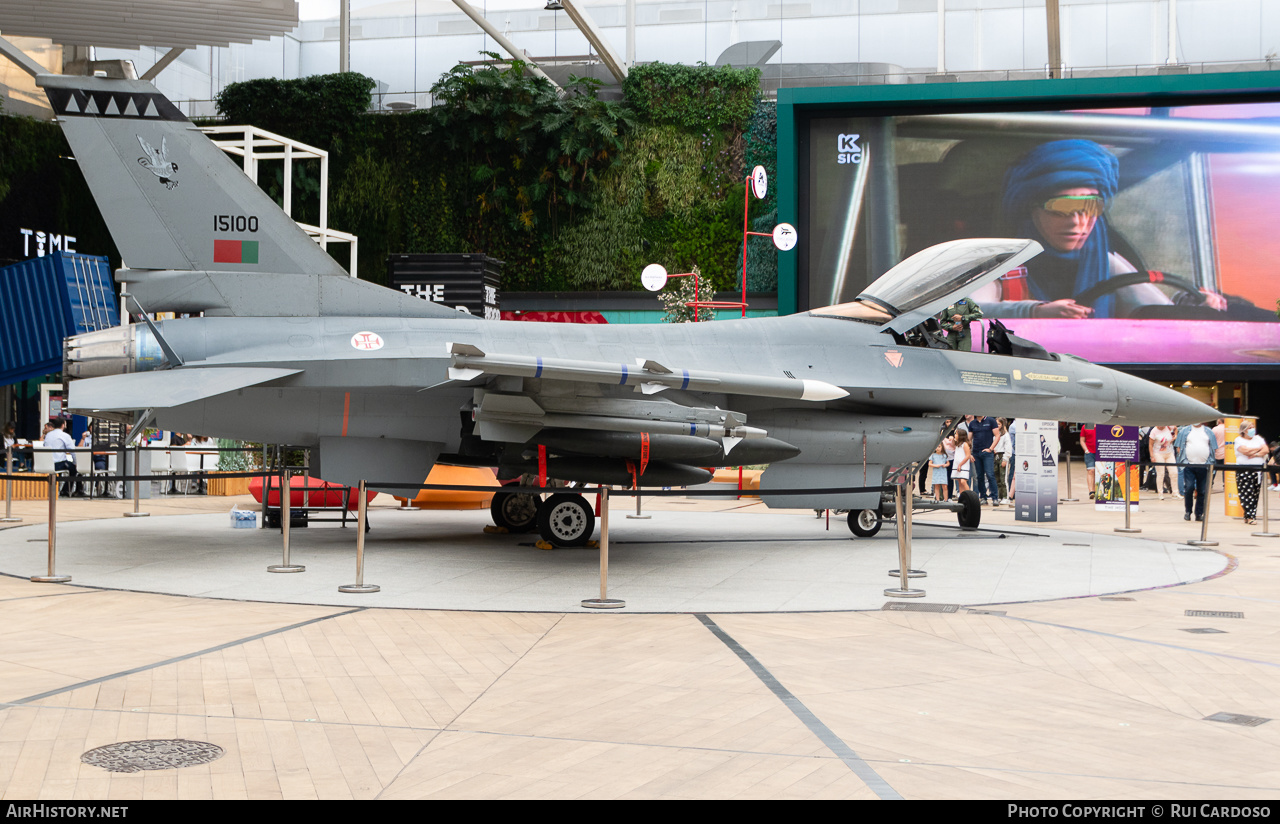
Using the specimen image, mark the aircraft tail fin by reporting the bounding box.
[38,74,349,278]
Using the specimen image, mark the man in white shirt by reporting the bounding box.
[43,418,78,497]
[1175,422,1217,522]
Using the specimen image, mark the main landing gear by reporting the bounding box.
[490,490,539,533]
[490,489,597,548]
[846,488,982,538]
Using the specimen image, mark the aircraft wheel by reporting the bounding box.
[537,493,596,547]
[848,509,882,538]
[957,489,982,530]
[491,490,539,533]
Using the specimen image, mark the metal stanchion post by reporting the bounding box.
[340,480,379,593]
[1188,467,1218,547]
[890,484,926,579]
[2,446,21,523]
[1060,451,1079,502]
[1253,469,1278,538]
[124,444,149,518]
[626,487,650,520]
[31,474,70,583]
[583,487,624,609]
[1115,461,1141,533]
[885,484,924,598]
[268,464,305,572]
[260,445,270,529]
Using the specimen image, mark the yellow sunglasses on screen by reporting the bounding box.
[1040,195,1106,217]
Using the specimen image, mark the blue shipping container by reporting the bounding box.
[0,252,118,386]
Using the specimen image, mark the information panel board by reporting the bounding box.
[1014,419,1058,523]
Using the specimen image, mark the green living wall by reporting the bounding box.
[214,63,778,294]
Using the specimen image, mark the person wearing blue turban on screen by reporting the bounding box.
[970,139,1227,319]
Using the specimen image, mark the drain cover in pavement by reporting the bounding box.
[966,609,1006,616]
[1185,610,1244,619]
[882,603,959,613]
[81,739,224,772]
[1100,596,1135,601]
[1181,628,1227,634]
[1204,712,1270,727]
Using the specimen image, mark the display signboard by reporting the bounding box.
[1095,462,1140,512]
[1096,425,1139,463]
[1093,424,1140,511]
[796,86,1280,367]
[1014,418,1058,522]
[1225,417,1243,517]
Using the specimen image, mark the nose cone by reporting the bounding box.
[1110,377,1218,426]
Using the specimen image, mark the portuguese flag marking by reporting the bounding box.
[214,239,259,264]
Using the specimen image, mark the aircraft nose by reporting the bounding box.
[1110,378,1218,426]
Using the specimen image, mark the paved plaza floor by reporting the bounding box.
[1,475,1278,799]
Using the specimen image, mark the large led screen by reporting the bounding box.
[802,102,1280,367]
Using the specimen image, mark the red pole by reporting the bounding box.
[741,175,749,317]
[693,270,699,323]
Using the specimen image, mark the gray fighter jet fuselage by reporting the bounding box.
[66,285,1212,506]
[42,72,1218,545]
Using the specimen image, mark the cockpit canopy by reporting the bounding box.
[812,238,1042,331]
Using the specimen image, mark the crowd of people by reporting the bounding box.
[921,415,1016,505]
[917,416,1275,527]
[1071,419,1274,525]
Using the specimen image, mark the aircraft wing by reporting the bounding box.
[69,367,302,412]
[446,343,849,402]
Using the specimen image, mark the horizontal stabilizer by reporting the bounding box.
[70,366,301,412]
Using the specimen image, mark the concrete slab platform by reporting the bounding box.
[0,502,1227,612]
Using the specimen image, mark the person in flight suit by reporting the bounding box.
[941,297,983,351]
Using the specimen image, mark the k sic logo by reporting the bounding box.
[837,133,863,164]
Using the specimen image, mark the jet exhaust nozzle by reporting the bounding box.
[64,324,165,379]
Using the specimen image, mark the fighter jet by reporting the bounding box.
[43,74,1217,546]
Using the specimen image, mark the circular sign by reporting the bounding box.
[640,263,668,292]
[751,165,768,200]
[772,222,798,251]
[350,331,384,351]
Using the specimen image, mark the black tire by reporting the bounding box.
[957,489,982,530]
[265,510,307,529]
[848,509,882,538]
[490,490,539,533]
[537,493,596,547]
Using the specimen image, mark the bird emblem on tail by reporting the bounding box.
[136,135,178,189]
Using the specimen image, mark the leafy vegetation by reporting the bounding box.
[622,63,761,131]
[659,266,715,323]
[2,62,773,296]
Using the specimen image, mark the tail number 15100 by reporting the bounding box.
[214,215,259,232]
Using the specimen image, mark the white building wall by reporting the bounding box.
[84,0,1280,112]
